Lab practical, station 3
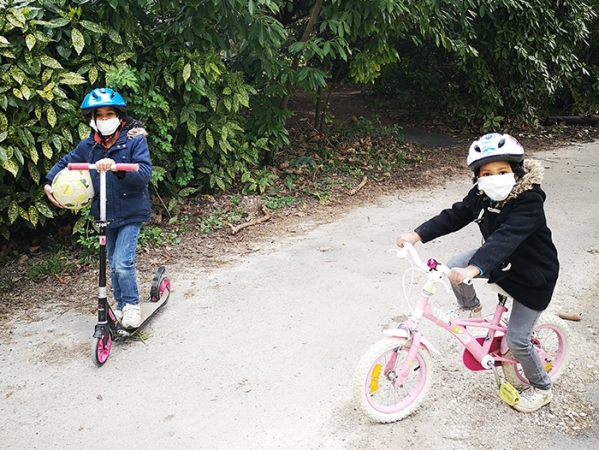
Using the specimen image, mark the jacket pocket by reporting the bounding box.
[526,266,547,286]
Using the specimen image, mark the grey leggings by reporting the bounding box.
[447,250,552,390]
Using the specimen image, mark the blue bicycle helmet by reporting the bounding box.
[81,88,127,118]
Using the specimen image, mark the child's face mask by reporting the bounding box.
[477,173,516,201]
[90,117,121,136]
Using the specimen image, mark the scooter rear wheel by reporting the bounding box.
[92,332,112,367]
[150,266,171,303]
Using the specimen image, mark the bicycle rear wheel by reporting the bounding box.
[502,315,569,388]
[353,337,433,423]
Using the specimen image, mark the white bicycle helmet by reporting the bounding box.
[467,133,524,172]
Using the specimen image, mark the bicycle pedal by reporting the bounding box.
[499,382,519,406]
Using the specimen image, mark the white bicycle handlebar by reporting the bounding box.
[390,243,473,286]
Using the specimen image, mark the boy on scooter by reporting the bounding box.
[44,88,152,329]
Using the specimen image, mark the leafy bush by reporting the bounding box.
[2,0,598,245]
[0,0,262,242]
[373,1,596,127]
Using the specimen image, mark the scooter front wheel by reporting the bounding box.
[91,332,112,367]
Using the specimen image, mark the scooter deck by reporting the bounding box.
[121,269,171,337]
[125,289,170,336]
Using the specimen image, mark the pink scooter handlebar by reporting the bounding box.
[68,163,139,172]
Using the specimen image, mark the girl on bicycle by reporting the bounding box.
[44,88,152,329]
[396,133,559,413]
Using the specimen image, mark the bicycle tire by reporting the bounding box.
[353,337,433,423]
[501,314,569,388]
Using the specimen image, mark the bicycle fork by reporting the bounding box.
[389,331,423,388]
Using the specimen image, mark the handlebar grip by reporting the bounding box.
[67,163,139,172]
[113,163,139,172]
[67,163,91,170]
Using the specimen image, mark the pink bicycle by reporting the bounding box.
[353,243,569,423]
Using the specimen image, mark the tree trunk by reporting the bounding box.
[264,0,324,166]
[279,0,324,113]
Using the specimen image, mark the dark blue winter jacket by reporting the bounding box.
[46,122,152,228]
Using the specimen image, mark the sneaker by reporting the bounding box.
[512,386,553,413]
[455,305,482,318]
[122,303,142,329]
[114,309,123,321]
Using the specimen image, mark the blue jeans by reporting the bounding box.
[447,249,551,390]
[106,223,142,310]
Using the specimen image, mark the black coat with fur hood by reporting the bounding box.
[414,159,559,311]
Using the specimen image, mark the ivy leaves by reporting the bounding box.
[0,1,136,239]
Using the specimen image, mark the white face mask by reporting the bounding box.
[90,117,121,136]
[477,173,516,201]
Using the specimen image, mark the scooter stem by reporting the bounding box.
[99,171,107,222]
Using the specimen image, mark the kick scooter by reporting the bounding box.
[68,163,171,367]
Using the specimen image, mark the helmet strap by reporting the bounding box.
[94,123,123,149]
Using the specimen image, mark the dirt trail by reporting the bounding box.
[1,142,598,450]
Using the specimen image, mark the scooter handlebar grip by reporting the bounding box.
[67,163,139,172]
[113,163,139,172]
[67,163,92,170]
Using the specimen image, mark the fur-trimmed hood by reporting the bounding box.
[482,159,544,208]
[123,116,148,139]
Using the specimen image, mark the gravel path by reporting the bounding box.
[1,142,598,449]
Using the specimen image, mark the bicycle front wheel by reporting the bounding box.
[353,337,433,423]
[502,314,569,388]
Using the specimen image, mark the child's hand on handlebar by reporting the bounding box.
[396,232,421,248]
[95,158,116,173]
[448,265,480,285]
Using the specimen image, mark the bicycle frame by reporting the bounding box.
[389,245,519,388]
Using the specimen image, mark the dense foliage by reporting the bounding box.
[1,0,598,243]
[375,1,596,127]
